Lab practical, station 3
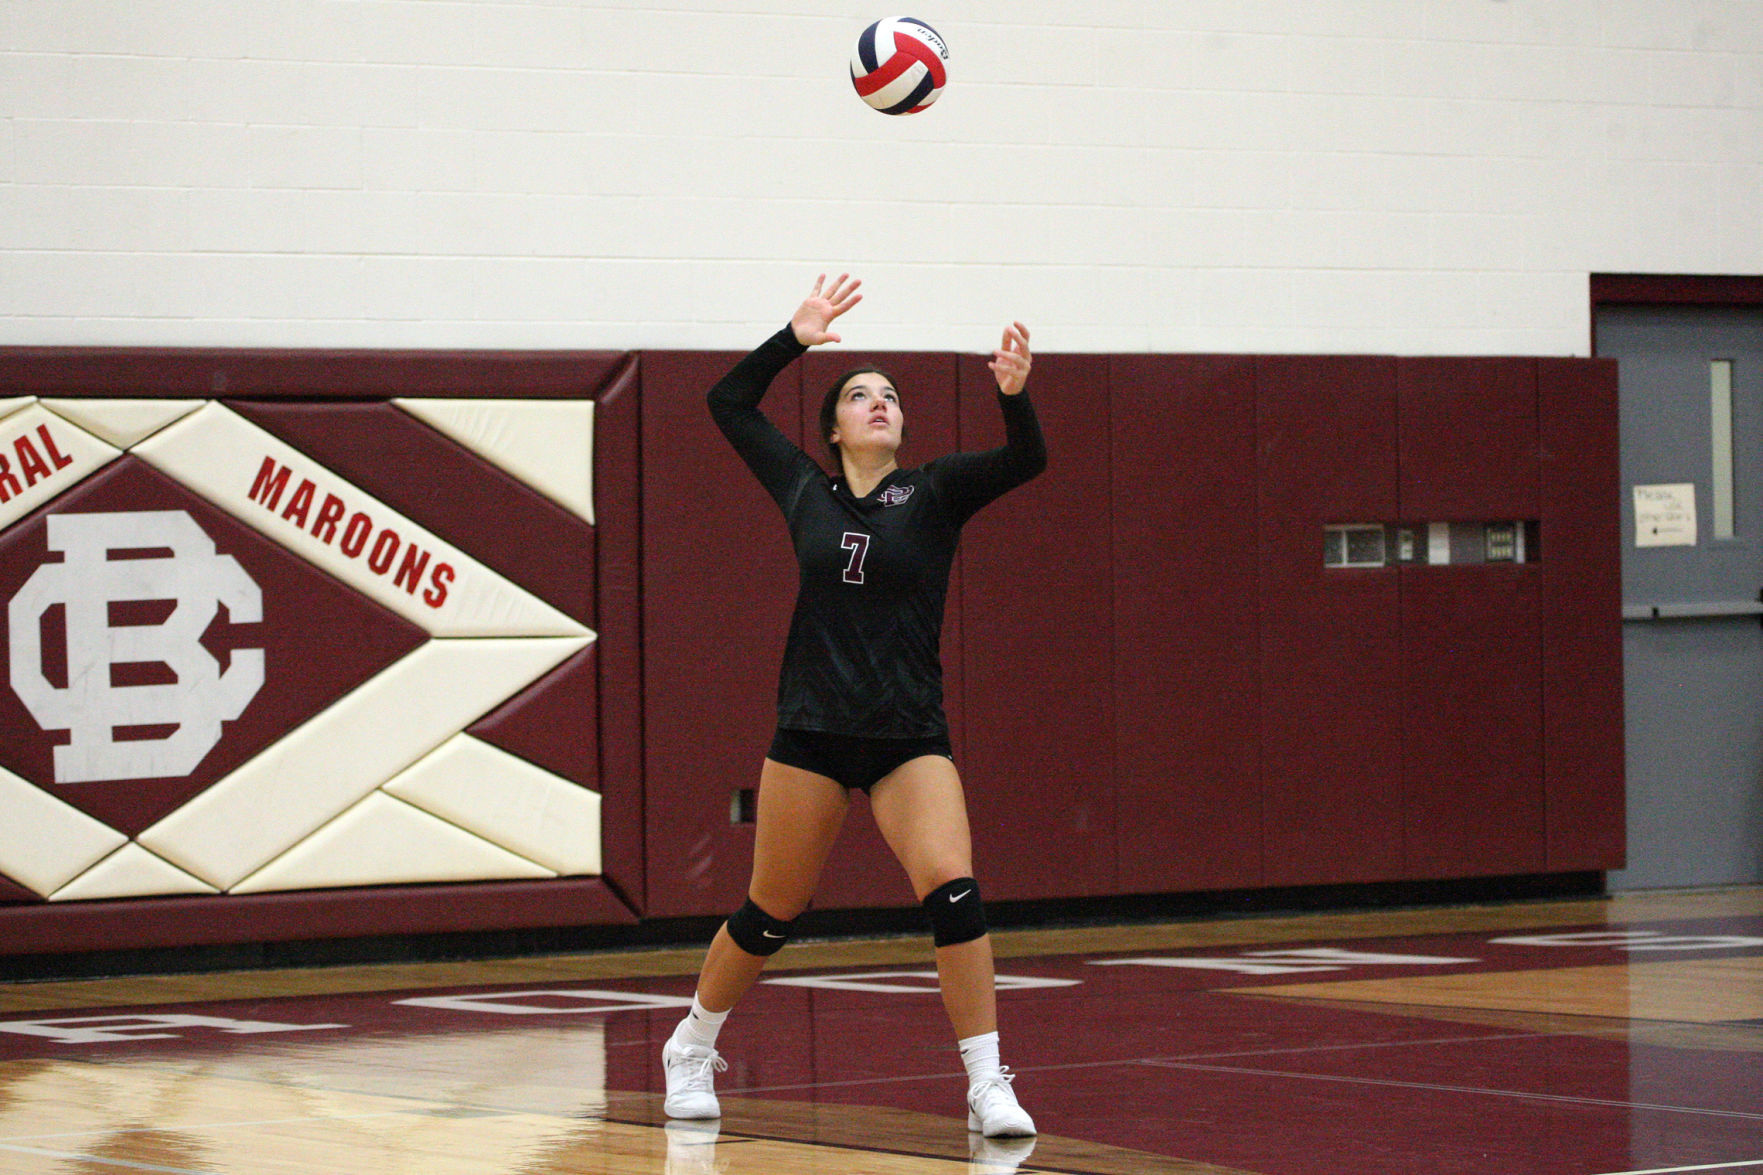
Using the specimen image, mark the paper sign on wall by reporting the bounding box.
[1633,483,1697,548]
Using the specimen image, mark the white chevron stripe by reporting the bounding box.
[230,792,554,895]
[50,843,218,902]
[0,764,128,897]
[383,735,601,876]
[137,637,590,891]
[132,403,590,639]
[394,399,595,524]
[40,398,204,450]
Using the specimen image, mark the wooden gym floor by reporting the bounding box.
[1,886,1760,1174]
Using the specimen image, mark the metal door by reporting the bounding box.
[1597,305,1763,888]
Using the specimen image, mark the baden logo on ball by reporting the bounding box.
[851,17,948,115]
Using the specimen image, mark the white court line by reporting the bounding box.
[0,1143,209,1174]
[1595,1162,1763,1174]
[1174,1029,1539,1065]
[728,1029,1545,1098]
[1141,1059,1763,1123]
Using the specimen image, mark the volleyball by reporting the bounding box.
[850,17,949,115]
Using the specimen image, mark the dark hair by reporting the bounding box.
[819,365,900,466]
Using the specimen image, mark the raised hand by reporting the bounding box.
[988,322,1032,396]
[790,273,863,347]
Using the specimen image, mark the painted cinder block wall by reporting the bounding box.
[3,1,1759,355]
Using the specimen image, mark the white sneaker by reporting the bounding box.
[662,1038,726,1119]
[966,1067,1035,1137]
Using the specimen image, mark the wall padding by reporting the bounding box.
[0,348,632,957]
[1395,358,1545,878]
[0,342,1624,956]
[0,881,635,957]
[0,874,41,905]
[51,843,216,903]
[1537,358,1625,872]
[638,350,800,918]
[382,734,602,877]
[1400,565,1545,877]
[470,644,600,791]
[1257,355,1405,887]
[0,456,431,839]
[1398,358,1540,520]
[591,357,645,906]
[233,400,597,626]
[394,397,597,524]
[0,403,122,530]
[959,353,1115,900]
[1111,355,1261,894]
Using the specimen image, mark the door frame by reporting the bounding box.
[1593,275,1763,889]
[1592,274,1763,352]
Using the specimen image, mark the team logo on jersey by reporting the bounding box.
[9,510,264,785]
[877,484,915,507]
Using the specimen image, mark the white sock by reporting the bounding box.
[673,994,730,1052]
[958,1031,1003,1086]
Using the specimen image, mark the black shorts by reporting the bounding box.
[767,727,953,794]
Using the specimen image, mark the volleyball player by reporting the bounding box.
[660,274,1046,1138]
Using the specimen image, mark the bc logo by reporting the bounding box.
[8,510,264,784]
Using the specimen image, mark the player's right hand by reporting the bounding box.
[791,273,862,347]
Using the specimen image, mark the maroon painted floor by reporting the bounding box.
[2,890,1761,1174]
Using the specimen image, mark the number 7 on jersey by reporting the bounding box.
[840,532,870,584]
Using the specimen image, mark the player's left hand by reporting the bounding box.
[988,322,1032,396]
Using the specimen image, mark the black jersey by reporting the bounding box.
[708,326,1047,738]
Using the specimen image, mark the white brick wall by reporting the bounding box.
[1,0,1759,354]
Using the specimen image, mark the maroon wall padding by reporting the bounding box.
[0,878,635,956]
[1398,357,1540,519]
[1537,358,1625,871]
[639,350,801,918]
[469,645,599,789]
[0,348,630,400]
[1401,565,1545,877]
[800,351,964,910]
[956,353,1116,900]
[0,343,1627,959]
[593,356,646,910]
[230,401,596,626]
[1257,356,1406,887]
[1396,358,1544,878]
[1111,356,1261,893]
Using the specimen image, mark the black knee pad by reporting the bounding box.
[726,897,794,957]
[923,877,987,947]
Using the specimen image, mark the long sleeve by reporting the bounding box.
[706,325,818,509]
[924,390,1048,527]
